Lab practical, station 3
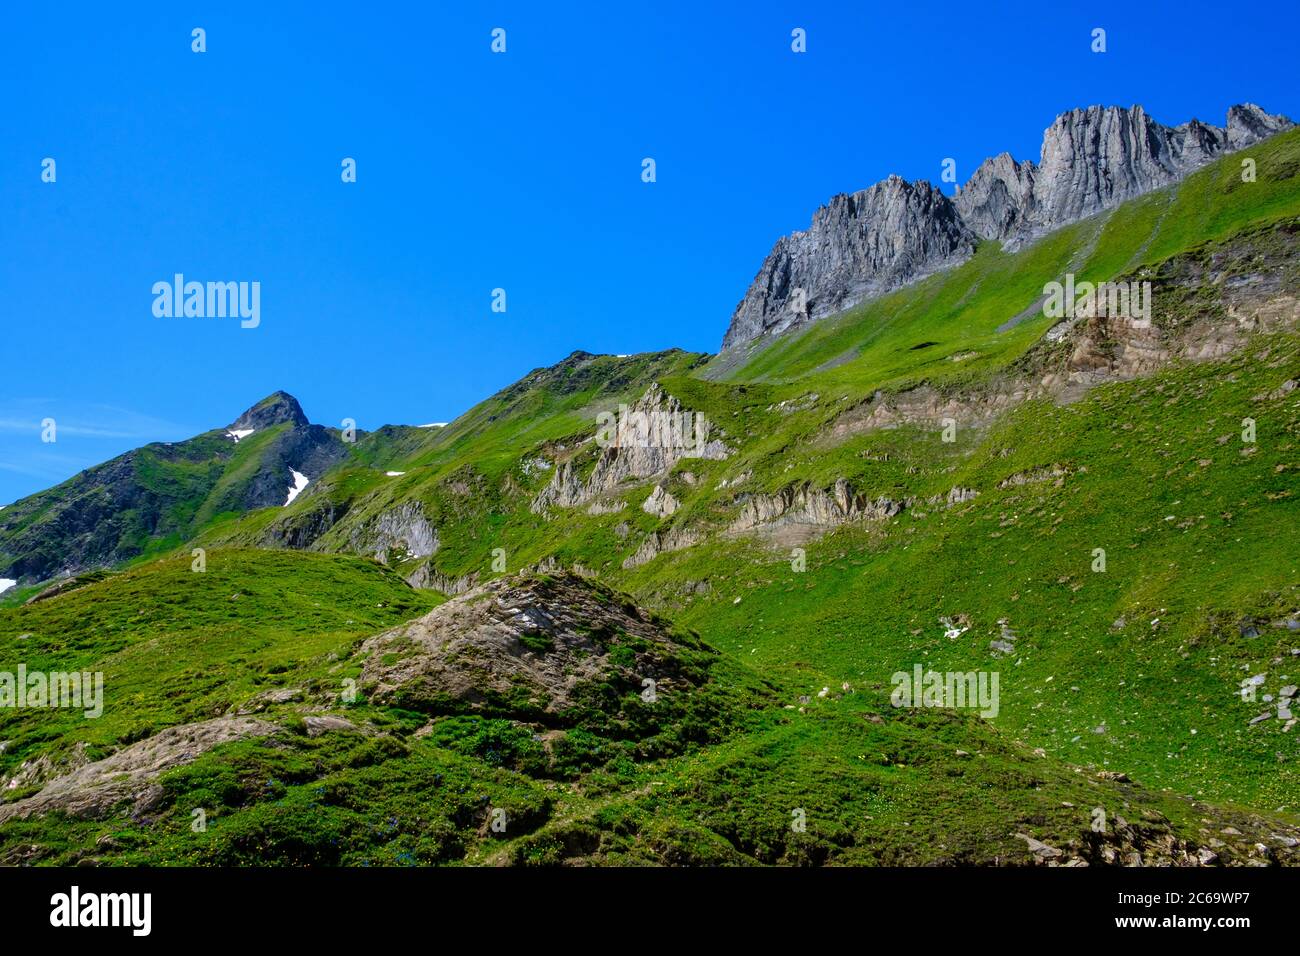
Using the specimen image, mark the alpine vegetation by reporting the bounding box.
[4,11,1300,884]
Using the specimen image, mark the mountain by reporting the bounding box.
[723,177,975,348]
[0,391,350,585]
[962,103,1293,241]
[3,104,1300,867]
[722,103,1293,350]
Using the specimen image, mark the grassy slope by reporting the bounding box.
[631,337,1300,809]
[3,132,1299,865]
[0,550,442,788]
[0,422,302,586]
[0,553,1264,867]
[195,349,712,575]
[161,132,1300,813]
[413,132,1300,811]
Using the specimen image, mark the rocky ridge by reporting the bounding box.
[723,103,1293,349]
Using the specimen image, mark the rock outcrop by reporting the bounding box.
[723,103,1293,349]
[641,484,680,518]
[0,718,277,824]
[358,573,713,721]
[622,525,703,569]
[729,478,907,533]
[532,384,728,514]
[348,502,439,563]
[1022,104,1290,239]
[953,152,1038,240]
[405,564,481,595]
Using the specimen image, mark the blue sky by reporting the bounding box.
[1,0,1297,504]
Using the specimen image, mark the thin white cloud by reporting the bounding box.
[0,401,195,441]
[0,418,153,439]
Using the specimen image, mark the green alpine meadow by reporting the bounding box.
[3,112,1299,870]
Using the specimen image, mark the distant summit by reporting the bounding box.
[722,103,1294,350]
[0,390,348,585]
[229,391,310,432]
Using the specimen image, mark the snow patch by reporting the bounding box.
[227,428,255,442]
[0,579,16,595]
[417,423,447,429]
[385,471,406,477]
[284,469,309,506]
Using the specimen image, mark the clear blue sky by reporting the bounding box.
[2,0,1297,504]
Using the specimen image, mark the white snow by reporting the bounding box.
[417,423,447,429]
[0,579,16,595]
[227,428,255,442]
[284,469,309,506]
[385,471,406,477]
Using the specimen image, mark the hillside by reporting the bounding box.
[3,555,1296,866]
[2,107,1299,867]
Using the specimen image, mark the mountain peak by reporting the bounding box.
[721,101,1294,350]
[721,169,973,349]
[229,391,309,432]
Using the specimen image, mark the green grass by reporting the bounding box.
[0,549,441,780]
[631,333,1300,809]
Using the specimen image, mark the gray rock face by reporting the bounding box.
[405,564,480,595]
[729,478,908,533]
[723,177,974,349]
[1227,103,1291,149]
[954,152,1038,240]
[641,484,680,518]
[1031,105,1215,233]
[531,383,728,514]
[622,525,702,569]
[723,103,1293,349]
[975,103,1289,245]
[349,501,439,562]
